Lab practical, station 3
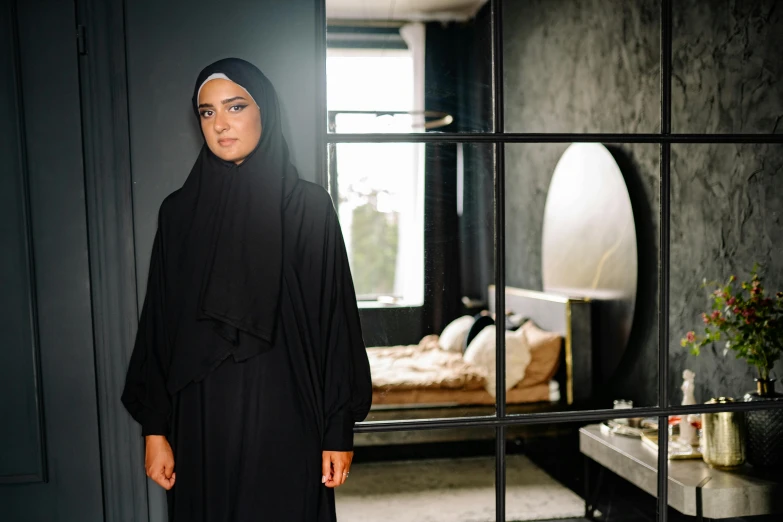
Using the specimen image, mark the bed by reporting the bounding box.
[354,285,594,446]
[369,333,559,407]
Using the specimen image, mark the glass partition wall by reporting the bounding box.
[319,1,783,521]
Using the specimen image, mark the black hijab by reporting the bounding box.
[175,58,299,365]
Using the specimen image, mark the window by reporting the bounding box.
[327,34,425,306]
[321,3,783,522]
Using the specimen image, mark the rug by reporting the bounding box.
[335,454,585,521]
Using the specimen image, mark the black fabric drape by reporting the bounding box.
[423,16,493,329]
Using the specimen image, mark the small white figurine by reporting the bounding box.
[679,369,697,445]
[681,369,696,405]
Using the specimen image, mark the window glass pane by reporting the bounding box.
[340,427,496,521]
[504,143,660,414]
[503,0,661,134]
[510,416,660,521]
[328,51,418,134]
[672,0,783,134]
[332,142,425,304]
[325,1,492,133]
[328,142,496,421]
[670,144,783,406]
[666,403,783,521]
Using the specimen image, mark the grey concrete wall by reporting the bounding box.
[672,0,783,134]
[503,0,783,407]
[670,143,783,405]
[503,0,661,134]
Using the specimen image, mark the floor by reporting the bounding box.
[354,432,658,522]
[353,430,779,522]
[335,453,584,522]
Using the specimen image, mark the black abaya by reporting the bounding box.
[124,182,371,522]
[120,58,372,522]
[166,327,323,521]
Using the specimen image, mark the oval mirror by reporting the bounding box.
[541,143,638,381]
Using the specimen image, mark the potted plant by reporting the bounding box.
[682,265,783,469]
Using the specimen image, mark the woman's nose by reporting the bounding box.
[214,112,229,132]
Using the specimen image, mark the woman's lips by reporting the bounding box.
[218,138,237,147]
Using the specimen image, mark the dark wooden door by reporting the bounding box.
[0,0,105,520]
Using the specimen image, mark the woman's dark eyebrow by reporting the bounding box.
[198,96,247,110]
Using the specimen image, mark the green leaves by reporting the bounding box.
[681,265,782,380]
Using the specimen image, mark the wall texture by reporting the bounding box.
[672,0,783,134]
[670,143,783,405]
[503,0,661,135]
[503,0,783,407]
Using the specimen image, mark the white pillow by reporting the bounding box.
[463,325,532,398]
[438,315,475,353]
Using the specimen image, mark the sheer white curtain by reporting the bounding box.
[395,22,425,305]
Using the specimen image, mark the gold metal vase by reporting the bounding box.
[701,397,746,470]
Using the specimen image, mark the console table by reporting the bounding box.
[579,424,783,521]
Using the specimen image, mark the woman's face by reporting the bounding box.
[197,78,262,165]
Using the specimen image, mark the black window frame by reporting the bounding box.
[315,1,783,520]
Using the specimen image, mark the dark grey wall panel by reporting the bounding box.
[0,0,104,519]
[75,0,151,519]
[0,0,44,483]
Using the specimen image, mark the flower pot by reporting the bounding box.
[743,379,783,469]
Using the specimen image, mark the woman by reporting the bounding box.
[121,57,373,521]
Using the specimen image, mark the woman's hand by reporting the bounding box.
[322,450,353,488]
[145,435,176,490]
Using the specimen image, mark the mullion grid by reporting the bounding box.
[657,0,672,519]
[319,1,783,521]
[492,1,506,519]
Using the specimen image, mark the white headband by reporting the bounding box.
[197,72,259,108]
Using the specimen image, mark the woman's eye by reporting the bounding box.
[229,104,247,112]
[200,110,213,118]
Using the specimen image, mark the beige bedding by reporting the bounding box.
[367,333,560,406]
[368,335,486,392]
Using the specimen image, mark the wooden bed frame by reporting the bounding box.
[354,286,594,446]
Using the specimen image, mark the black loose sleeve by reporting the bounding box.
[121,218,172,437]
[321,201,373,452]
